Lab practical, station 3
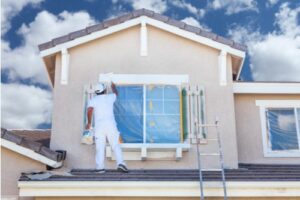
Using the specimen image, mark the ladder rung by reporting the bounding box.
[201,168,222,171]
[200,153,220,156]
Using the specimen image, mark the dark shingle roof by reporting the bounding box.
[19,163,300,182]
[38,9,247,52]
[10,129,51,147]
[1,128,64,162]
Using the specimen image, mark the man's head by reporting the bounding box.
[94,83,107,95]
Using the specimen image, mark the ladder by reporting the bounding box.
[194,119,228,200]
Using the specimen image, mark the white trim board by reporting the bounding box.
[233,82,300,94]
[99,74,189,85]
[256,100,300,107]
[0,138,62,168]
[18,181,300,197]
[40,16,245,59]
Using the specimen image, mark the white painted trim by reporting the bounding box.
[256,101,300,157]
[218,50,227,86]
[40,16,245,59]
[106,143,190,160]
[256,100,300,107]
[18,181,300,197]
[140,21,148,56]
[61,48,69,85]
[99,74,189,85]
[0,138,62,168]
[235,57,244,81]
[233,82,300,94]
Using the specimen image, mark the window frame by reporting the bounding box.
[256,100,300,158]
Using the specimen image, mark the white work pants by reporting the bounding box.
[94,123,125,169]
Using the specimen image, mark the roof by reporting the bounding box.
[1,128,64,164]
[10,129,51,147]
[19,163,300,182]
[38,9,247,52]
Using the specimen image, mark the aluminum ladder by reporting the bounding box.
[194,119,228,200]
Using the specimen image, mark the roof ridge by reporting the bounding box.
[38,8,247,52]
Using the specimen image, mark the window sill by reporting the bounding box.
[264,150,300,158]
[106,143,190,161]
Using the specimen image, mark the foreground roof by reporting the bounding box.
[20,163,300,182]
[18,164,300,198]
[38,9,247,52]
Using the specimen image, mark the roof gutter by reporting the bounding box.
[18,181,300,197]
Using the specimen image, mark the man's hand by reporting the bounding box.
[85,123,91,130]
[111,81,118,96]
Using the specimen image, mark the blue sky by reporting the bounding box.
[1,0,300,129]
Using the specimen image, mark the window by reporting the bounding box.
[256,100,300,157]
[114,85,182,144]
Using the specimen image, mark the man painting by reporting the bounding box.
[86,82,128,173]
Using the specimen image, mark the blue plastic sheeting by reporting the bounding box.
[146,85,180,143]
[266,108,299,151]
[114,86,143,143]
[114,85,181,143]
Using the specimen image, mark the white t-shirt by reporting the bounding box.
[87,93,117,130]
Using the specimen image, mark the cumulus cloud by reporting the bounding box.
[209,0,258,15]
[170,0,205,19]
[2,10,96,85]
[228,3,300,81]
[124,0,167,14]
[181,17,211,31]
[1,83,53,129]
[266,0,280,8]
[1,0,44,34]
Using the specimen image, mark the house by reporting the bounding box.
[1,8,300,200]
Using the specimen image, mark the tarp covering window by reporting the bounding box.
[114,85,181,143]
[114,86,143,143]
[146,85,180,143]
[266,108,299,151]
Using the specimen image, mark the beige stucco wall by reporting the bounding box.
[1,147,45,200]
[234,94,300,164]
[50,25,239,169]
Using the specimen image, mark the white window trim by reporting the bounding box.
[99,74,189,85]
[256,100,300,158]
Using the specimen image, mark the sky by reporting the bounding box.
[1,0,300,130]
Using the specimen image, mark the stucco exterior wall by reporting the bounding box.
[234,94,300,164]
[50,25,239,169]
[1,147,45,200]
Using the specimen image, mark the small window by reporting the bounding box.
[257,100,300,157]
[266,108,299,151]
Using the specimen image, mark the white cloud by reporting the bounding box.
[1,0,44,35]
[129,0,167,14]
[209,0,258,15]
[228,3,300,81]
[170,0,205,18]
[2,10,96,85]
[181,17,211,31]
[266,0,280,8]
[1,84,53,129]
